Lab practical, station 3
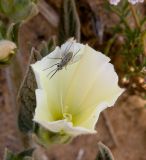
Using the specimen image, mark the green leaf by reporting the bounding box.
[4,149,15,160]
[17,148,34,159]
[58,0,80,45]
[96,142,114,160]
[47,37,57,53]
[39,37,57,57]
[0,21,7,39]
[0,0,38,22]
[17,48,42,133]
[0,0,14,14]
[6,22,20,44]
[4,148,34,160]
[12,2,38,22]
[140,16,146,26]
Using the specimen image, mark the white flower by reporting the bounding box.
[128,0,144,4]
[109,0,144,5]
[0,40,16,64]
[31,39,124,137]
[109,0,121,5]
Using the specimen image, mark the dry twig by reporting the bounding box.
[102,110,119,147]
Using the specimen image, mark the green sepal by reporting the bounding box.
[4,148,34,160]
[96,142,114,160]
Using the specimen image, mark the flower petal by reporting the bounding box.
[31,47,64,119]
[34,89,53,121]
[32,40,124,136]
[34,119,96,136]
[109,0,121,5]
[53,45,124,127]
[31,46,60,89]
[31,42,85,121]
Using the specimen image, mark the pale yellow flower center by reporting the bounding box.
[62,105,72,122]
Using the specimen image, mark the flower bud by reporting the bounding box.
[0,40,17,65]
[0,0,38,22]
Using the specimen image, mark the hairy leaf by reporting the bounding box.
[0,0,38,22]
[39,37,57,57]
[18,48,42,133]
[58,0,80,45]
[6,22,20,44]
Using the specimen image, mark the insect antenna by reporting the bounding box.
[47,57,62,60]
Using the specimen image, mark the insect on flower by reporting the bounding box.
[44,41,80,79]
[31,39,125,138]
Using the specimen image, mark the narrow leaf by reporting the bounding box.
[17,48,42,133]
[96,142,114,160]
[39,37,56,57]
[58,0,80,45]
[4,149,15,160]
[6,22,20,44]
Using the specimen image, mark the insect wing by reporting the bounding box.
[69,54,83,65]
[61,40,74,57]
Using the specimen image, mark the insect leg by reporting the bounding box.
[66,41,74,52]
[73,49,80,58]
[47,57,62,60]
[43,63,59,71]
